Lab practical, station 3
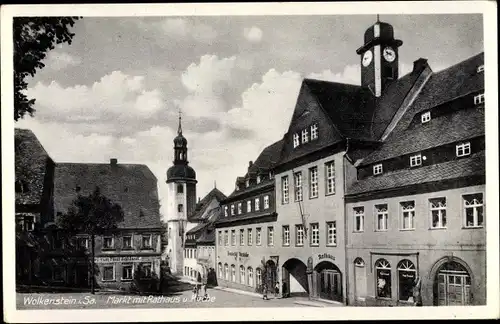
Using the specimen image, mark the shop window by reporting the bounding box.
[256,268,262,289]
[102,265,115,281]
[375,259,391,299]
[248,267,254,286]
[397,260,416,302]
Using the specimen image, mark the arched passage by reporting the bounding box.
[314,261,343,302]
[264,260,277,293]
[282,258,308,297]
[431,258,473,306]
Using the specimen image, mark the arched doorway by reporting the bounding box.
[314,261,343,302]
[434,260,472,306]
[282,258,308,297]
[353,257,367,301]
[264,260,277,293]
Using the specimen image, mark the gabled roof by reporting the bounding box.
[53,162,161,229]
[15,128,54,206]
[347,151,485,196]
[360,52,485,166]
[188,187,226,222]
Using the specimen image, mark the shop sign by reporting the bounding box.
[318,253,336,261]
[95,256,149,263]
[227,251,249,257]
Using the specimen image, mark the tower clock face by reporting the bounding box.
[362,50,373,67]
[383,47,396,62]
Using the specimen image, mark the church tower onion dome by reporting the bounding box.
[166,114,197,183]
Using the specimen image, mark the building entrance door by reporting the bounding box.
[436,262,472,306]
[314,261,343,303]
[75,264,89,288]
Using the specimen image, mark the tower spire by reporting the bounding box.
[214,180,217,189]
[178,108,182,135]
[376,14,380,23]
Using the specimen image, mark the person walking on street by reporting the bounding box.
[262,282,268,300]
[274,282,280,298]
[412,276,423,306]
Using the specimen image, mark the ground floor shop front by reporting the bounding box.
[346,248,486,306]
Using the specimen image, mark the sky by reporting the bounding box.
[15,14,484,216]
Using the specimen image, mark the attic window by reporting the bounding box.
[410,154,422,167]
[311,124,318,140]
[256,175,261,184]
[474,93,485,105]
[477,65,484,73]
[373,164,383,175]
[245,179,250,188]
[293,133,300,148]
[421,111,431,123]
[301,129,309,144]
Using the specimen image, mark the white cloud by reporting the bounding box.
[243,26,263,43]
[157,18,217,44]
[44,52,81,71]
[307,65,360,85]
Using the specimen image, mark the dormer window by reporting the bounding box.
[247,200,252,213]
[474,93,485,105]
[231,205,235,215]
[293,134,300,148]
[224,206,228,217]
[237,203,242,215]
[301,129,309,144]
[245,179,249,188]
[477,65,484,73]
[456,142,471,157]
[421,111,431,124]
[269,171,274,179]
[410,154,422,167]
[373,164,383,175]
[256,175,261,184]
[311,124,318,140]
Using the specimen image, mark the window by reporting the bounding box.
[296,225,304,246]
[245,179,250,188]
[267,226,274,246]
[309,167,319,198]
[255,198,260,211]
[282,225,290,246]
[301,129,309,144]
[122,264,133,280]
[247,228,253,245]
[224,264,229,280]
[311,124,318,140]
[178,204,184,213]
[401,201,415,230]
[477,64,484,73]
[122,236,132,249]
[397,260,416,302]
[231,230,236,246]
[246,200,251,213]
[237,203,242,215]
[231,265,236,282]
[140,263,152,278]
[456,142,471,157]
[294,171,303,202]
[103,236,114,249]
[240,266,245,284]
[52,266,65,282]
[257,175,261,184]
[354,207,365,232]
[23,215,35,231]
[376,204,389,231]
[256,228,262,245]
[240,229,245,246]
[310,223,319,246]
[103,265,115,281]
[248,268,254,286]
[282,176,290,204]
[224,206,228,217]
[421,111,431,123]
[256,268,262,288]
[325,161,335,195]
[375,259,391,298]
[293,133,300,148]
[224,230,229,246]
[326,221,337,246]
[231,205,235,215]
[142,234,152,249]
[373,164,383,175]
[264,195,270,209]
[410,154,422,167]
[474,93,485,105]
[218,263,223,278]
[177,184,183,193]
[463,193,484,227]
[430,198,447,228]
[78,236,89,249]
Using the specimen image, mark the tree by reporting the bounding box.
[56,186,124,294]
[14,17,81,121]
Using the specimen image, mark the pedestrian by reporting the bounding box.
[262,283,268,300]
[274,282,280,298]
[282,281,288,298]
[412,276,423,306]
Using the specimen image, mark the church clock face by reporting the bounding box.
[362,50,373,67]
[383,47,396,62]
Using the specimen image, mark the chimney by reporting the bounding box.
[110,158,118,166]
[248,161,253,169]
[412,58,428,74]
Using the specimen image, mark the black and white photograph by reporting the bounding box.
[2,1,499,322]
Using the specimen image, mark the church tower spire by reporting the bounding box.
[177,109,183,135]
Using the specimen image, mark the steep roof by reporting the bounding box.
[53,162,161,229]
[188,187,226,221]
[15,128,54,206]
[360,52,485,166]
[347,151,485,195]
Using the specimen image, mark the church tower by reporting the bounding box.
[164,113,197,275]
[356,15,403,97]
